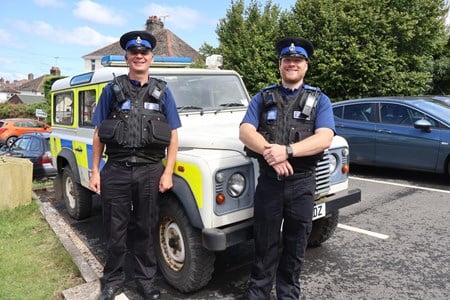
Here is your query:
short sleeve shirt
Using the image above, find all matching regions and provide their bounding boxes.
[92,77,182,130]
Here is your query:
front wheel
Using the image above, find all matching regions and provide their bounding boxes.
[62,166,92,220]
[308,211,339,247]
[155,194,215,293]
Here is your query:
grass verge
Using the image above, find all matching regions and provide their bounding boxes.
[0,196,84,299]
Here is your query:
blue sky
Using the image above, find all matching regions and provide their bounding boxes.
[0,0,296,82]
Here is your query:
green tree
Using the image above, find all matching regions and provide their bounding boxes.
[216,0,449,100]
[216,0,283,95]
[284,0,448,100]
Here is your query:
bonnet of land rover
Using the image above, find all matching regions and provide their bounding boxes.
[50,55,360,293]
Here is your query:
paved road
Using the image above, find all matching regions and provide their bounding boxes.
[41,166,450,299]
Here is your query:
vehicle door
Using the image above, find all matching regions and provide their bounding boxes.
[375,103,440,171]
[334,102,376,165]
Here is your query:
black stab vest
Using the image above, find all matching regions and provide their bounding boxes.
[248,85,324,173]
[104,75,169,163]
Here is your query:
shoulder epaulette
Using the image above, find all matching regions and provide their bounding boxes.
[262,84,278,92]
[303,84,321,92]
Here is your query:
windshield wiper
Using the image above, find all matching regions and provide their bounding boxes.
[177,105,204,115]
[214,102,245,114]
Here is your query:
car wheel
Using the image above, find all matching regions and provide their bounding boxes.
[6,136,17,147]
[155,193,215,293]
[62,166,92,220]
[308,211,339,248]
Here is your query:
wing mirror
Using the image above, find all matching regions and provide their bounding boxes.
[414,119,432,133]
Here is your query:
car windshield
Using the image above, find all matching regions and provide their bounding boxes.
[414,99,450,123]
[157,74,248,110]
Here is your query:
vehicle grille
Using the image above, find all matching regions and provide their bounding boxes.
[315,150,331,198]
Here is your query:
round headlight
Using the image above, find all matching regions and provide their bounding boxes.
[227,173,245,197]
[329,154,338,174]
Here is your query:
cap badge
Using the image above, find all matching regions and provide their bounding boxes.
[289,43,295,52]
[136,36,142,44]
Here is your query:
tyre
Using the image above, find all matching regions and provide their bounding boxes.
[62,166,92,220]
[308,211,339,248]
[156,194,215,293]
[6,136,17,147]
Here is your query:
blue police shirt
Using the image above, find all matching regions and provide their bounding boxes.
[241,85,335,132]
[92,78,182,130]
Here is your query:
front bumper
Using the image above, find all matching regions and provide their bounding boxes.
[202,188,361,251]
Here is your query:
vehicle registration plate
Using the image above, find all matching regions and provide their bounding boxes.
[312,202,326,220]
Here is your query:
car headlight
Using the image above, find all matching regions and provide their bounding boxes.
[329,153,338,174]
[227,172,245,197]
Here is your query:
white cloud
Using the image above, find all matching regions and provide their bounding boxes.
[33,0,65,7]
[73,0,126,26]
[11,20,117,47]
[142,4,215,31]
[0,29,14,45]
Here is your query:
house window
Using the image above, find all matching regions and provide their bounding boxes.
[91,59,96,71]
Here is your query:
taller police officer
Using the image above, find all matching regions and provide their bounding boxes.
[89,31,181,300]
[240,37,335,299]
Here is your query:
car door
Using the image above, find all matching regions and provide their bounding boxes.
[334,102,377,165]
[375,103,440,171]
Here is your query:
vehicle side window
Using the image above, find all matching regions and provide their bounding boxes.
[333,106,343,119]
[54,92,74,125]
[29,138,40,151]
[343,103,372,122]
[380,104,417,125]
[79,89,96,127]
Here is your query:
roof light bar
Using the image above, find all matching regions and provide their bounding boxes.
[101,55,192,68]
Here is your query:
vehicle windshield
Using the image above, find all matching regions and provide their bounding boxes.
[157,74,249,110]
[415,99,450,124]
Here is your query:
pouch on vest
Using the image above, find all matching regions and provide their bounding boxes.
[98,118,125,145]
[143,119,171,146]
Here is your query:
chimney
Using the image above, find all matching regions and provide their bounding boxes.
[28,73,34,80]
[50,66,61,76]
[145,16,164,32]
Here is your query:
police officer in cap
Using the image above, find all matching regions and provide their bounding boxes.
[240,36,335,299]
[89,30,181,300]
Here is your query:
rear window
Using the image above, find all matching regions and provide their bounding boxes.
[0,121,5,127]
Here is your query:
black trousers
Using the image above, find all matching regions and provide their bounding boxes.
[247,173,315,300]
[100,160,163,288]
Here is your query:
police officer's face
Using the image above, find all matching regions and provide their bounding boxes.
[279,57,308,85]
[126,49,154,73]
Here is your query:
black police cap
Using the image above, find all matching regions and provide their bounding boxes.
[275,36,314,59]
[119,30,157,51]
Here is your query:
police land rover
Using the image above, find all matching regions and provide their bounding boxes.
[49,55,361,293]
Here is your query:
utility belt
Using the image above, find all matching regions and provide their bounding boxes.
[263,169,314,181]
[109,159,151,168]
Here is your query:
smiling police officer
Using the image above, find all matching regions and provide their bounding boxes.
[239,36,335,299]
[89,30,181,300]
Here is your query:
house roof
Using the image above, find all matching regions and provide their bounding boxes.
[7,94,47,105]
[16,75,48,93]
[83,24,201,62]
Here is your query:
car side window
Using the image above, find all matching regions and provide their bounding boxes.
[343,103,372,122]
[29,138,40,151]
[380,104,416,125]
[333,106,343,119]
[11,137,30,151]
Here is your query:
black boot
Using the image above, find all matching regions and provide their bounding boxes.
[98,285,123,300]
[135,279,161,300]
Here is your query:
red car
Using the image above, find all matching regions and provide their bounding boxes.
[0,118,52,147]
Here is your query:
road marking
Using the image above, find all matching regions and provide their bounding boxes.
[350,176,450,194]
[337,223,390,239]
